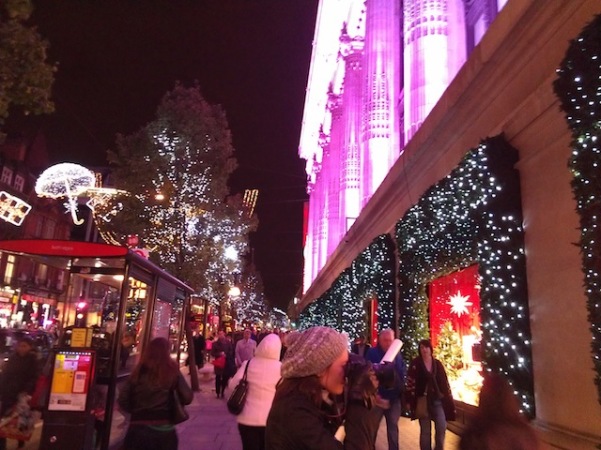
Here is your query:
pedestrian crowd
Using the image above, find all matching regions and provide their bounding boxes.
[166,326,539,450]
[0,325,539,450]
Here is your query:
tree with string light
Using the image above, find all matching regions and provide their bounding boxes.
[0,0,55,141]
[99,83,257,298]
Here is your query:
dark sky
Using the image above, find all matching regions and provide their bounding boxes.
[15,0,318,309]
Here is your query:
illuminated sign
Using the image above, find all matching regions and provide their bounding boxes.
[48,350,95,411]
[0,191,32,226]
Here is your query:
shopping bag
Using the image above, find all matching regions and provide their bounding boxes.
[0,394,36,441]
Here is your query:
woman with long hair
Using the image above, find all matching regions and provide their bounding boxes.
[406,339,456,450]
[118,337,193,450]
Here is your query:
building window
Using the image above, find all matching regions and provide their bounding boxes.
[34,217,43,238]
[4,255,15,284]
[42,219,56,239]
[35,264,48,286]
[1,167,12,185]
[13,175,24,192]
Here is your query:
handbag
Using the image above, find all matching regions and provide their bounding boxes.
[213,355,226,370]
[414,395,429,419]
[227,360,250,415]
[171,386,189,425]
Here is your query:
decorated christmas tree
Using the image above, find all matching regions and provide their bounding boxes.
[435,321,463,381]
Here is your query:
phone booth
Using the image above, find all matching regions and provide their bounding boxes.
[0,240,193,450]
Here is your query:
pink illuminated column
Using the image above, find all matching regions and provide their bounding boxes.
[403,0,466,142]
[340,31,364,235]
[361,0,401,207]
[326,91,343,256]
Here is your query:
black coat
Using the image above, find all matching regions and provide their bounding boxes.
[0,351,39,415]
[266,390,343,450]
[118,369,193,423]
[406,357,456,421]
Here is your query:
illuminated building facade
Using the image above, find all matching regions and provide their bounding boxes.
[298,0,601,446]
[301,0,505,289]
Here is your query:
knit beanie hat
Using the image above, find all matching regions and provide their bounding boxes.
[281,326,348,378]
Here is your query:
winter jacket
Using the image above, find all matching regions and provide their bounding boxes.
[118,369,193,424]
[406,356,456,421]
[226,333,281,426]
[365,345,406,401]
[0,351,39,414]
[265,389,344,450]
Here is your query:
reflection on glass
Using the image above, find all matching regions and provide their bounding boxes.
[120,278,150,372]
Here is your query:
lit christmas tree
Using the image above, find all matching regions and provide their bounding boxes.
[435,321,464,381]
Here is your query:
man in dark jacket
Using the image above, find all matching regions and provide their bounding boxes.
[366,329,406,450]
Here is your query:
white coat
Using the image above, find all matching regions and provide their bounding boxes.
[226,333,282,426]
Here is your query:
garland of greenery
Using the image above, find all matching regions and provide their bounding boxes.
[298,235,396,339]
[395,135,534,415]
[553,14,601,404]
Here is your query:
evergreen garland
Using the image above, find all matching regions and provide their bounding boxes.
[553,14,601,404]
[395,136,534,415]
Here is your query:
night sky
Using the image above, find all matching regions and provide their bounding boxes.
[11,0,319,309]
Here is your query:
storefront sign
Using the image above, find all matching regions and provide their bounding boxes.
[71,328,92,348]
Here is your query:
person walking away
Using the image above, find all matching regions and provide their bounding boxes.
[235,329,257,368]
[406,339,456,450]
[366,329,407,450]
[459,373,539,450]
[211,330,234,398]
[226,333,282,450]
[117,337,193,450]
[0,336,39,450]
[193,332,206,369]
[265,326,348,450]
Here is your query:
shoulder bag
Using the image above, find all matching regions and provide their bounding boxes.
[227,360,250,415]
[171,381,190,424]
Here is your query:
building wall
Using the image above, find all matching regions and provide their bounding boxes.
[300,0,601,444]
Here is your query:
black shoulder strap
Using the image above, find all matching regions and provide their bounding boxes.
[242,359,251,381]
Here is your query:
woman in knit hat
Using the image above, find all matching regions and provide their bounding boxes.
[265,326,349,450]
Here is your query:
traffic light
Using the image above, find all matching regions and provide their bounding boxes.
[75,300,88,327]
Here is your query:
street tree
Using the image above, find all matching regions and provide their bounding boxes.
[100,83,257,298]
[0,0,55,140]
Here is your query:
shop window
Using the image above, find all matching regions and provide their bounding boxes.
[428,264,483,406]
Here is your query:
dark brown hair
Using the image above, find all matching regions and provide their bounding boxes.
[131,337,179,389]
[274,376,323,407]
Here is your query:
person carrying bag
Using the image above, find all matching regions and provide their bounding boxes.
[227,334,281,450]
[118,338,193,450]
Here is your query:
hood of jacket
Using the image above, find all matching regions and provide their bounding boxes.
[255,333,281,360]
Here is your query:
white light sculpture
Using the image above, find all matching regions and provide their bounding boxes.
[0,191,32,226]
[35,163,96,225]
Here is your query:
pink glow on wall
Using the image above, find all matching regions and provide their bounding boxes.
[300,0,501,292]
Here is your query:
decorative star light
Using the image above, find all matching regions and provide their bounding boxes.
[447,291,473,317]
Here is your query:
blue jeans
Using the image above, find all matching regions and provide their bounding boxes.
[383,398,401,450]
[418,399,446,450]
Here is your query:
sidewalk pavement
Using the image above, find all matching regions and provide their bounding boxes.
[177,365,460,450]
[14,365,460,450]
